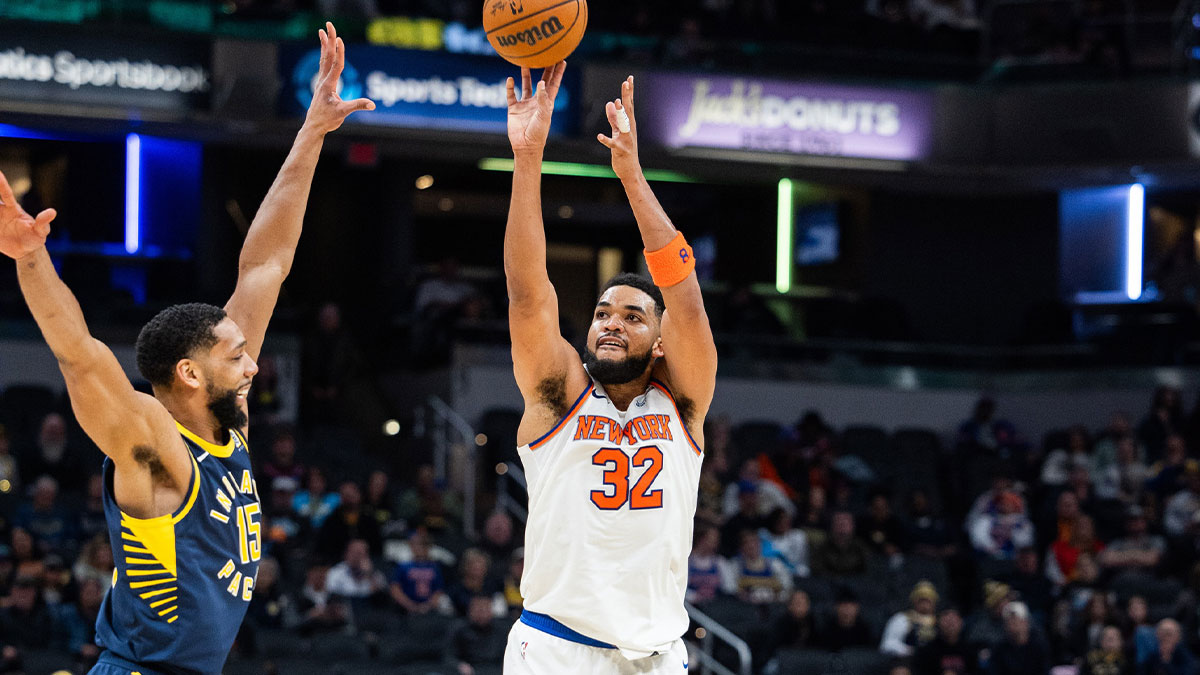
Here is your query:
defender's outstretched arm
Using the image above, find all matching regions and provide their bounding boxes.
[225,22,375,361]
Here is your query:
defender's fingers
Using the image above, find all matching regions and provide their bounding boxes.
[506,77,517,106]
[0,171,15,206]
[597,133,615,149]
[34,208,56,234]
[521,68,533,100]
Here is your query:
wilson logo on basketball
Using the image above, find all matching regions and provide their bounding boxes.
[495,16,563,48]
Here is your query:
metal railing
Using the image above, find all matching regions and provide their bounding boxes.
[686,602,753,675]
[496,461,528,524]
[413,395,477,539]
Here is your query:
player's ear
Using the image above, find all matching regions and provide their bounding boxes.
[652,336,664,359]
[175,358,204,391]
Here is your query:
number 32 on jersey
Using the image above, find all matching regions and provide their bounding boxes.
[590,446,664,510]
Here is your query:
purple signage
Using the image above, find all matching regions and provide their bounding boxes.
[637,73,934,161]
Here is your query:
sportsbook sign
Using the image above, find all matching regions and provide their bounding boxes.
[0,28,210,111]
[637,73,934,162]
[279,45,575,135]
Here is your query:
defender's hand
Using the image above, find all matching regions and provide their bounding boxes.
[506,62,567,159]
[0,170,55,261]
[597,76,641,181]
[304,22,376,134]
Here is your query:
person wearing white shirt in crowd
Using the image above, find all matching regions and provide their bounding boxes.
[880,581,940,657]
[759,507,811,578]
[326,538,388,600]
[969,491,1036,561]
[722,458,795,519]
[1093,434,1149,503]
[1164,467,1200,537]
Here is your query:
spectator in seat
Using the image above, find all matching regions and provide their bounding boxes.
[294,466,339,530]
[317,481,381,561]
[989,601,1051,675]
[445,594,507,675]
[861,488,908,560]
[481,511,518,564]
[1139,618,1196,675]
[721,479,765,556]
[298,564,348,636]
[390,529,446,615]
[914,607,980,675]
[398,464,462,534]
[880,580,940,657]
[326,538,388,607]
[1163,466,1200,537]
[1041,425,1094,487]
[969,490,1035,561]
[1099,507,1164,573]
[18,413,89,495]
[907,488,957,559]
[722,529,791,605]
[1069,593,1115,663]
[957,397,1022,457]
[1095,435,1150,505]
[760,507,810,577]
[446,548,504,618]
[261,429,304,484]
[687,524,726,605]
[722,457,795,521]
[8,527,43,581]
[772,589,817,650]
[51,576,103,670]
[1048,515,1105,587]
[1119,596,1157,666]
[800,485,832,538]
[1005,547,1053,621]
[0,576,53,650]
[1137,387,1184,464]
[77,474,107,542]
[239,557,290,657]
[968,475,1027,533]
[72,534,113,592]
[364,469,403,537]
[965,581,1014,650]
[1145,436,1196,500]
[1041,491,1081,551]
[812,510,872,577]
[301,301,360,425]
[15,475,79,557]
[822,588,875,652]
[1082,625,1131,675]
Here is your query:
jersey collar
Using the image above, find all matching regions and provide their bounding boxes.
[175,421,236,458]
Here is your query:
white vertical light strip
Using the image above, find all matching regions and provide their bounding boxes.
[776,178,794,294]
[125,133,141,254]
[1126,183,1145,301]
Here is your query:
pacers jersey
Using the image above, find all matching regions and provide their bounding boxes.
[518,376,703,659]
[95,422,261,675]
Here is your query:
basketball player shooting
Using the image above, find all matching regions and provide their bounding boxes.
[502,63,717,674]
[0,23,371,675]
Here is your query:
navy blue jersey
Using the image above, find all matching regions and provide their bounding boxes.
[95,423,260,675]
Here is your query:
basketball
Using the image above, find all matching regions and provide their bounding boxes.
[483,0,588,69]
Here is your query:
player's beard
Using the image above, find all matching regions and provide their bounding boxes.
[583,345,655,386]
[207,382,248,432]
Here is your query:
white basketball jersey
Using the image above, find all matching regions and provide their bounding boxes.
[517,376,703,660]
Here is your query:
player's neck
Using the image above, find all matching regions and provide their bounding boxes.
[600,376,652,413]
[155,390,226,445]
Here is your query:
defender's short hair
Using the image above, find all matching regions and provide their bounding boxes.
[135,303,227,387]
[599,273,665,318]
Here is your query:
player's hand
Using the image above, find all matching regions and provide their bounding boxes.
[0,170,55,261]
[597,76,641,181]
[304,22,376,135]
[506,62,567,159]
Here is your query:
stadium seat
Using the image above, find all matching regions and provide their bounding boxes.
[731,420,787,463]
[841,426,890,475]
[0,383,57,438]
[777,648,839,674]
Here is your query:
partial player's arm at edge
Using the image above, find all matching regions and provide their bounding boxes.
[16,248,190,482]
[225,22,374,364]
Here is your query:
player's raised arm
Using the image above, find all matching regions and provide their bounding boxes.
[224,22,374,361]
[1,173,189,507]
[598,76,718,430]
[503,63,587,422]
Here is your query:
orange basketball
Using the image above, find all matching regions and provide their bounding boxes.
[483,0,588,69]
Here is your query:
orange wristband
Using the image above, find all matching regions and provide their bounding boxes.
[644,232,695,288]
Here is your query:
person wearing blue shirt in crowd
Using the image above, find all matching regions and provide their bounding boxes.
[390,528,445,614]
[15,476,78,557]
[1139,619,1197,675]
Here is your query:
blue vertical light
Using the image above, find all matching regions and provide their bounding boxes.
[1126,183,1144,301]
[125,133,141,254]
